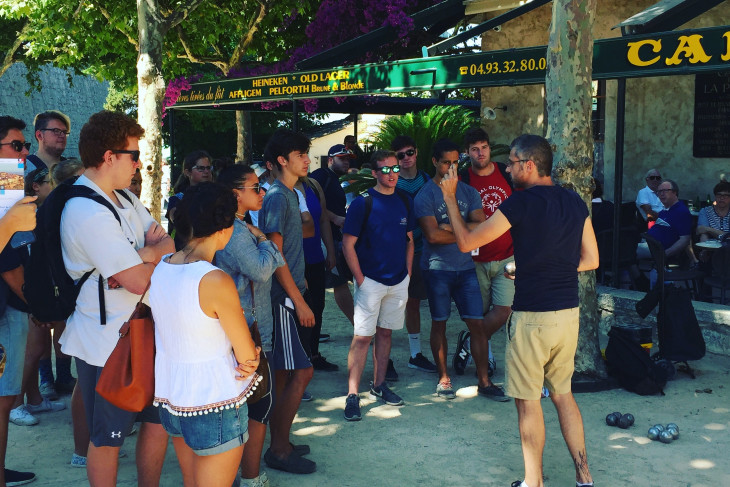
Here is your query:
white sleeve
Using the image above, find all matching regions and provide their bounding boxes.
[294,188,309,213]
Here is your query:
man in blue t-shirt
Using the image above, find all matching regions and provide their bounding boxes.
[648,179,692,256]
[341,150,415,421]
[415,139,509,401]
[439,134,598,487]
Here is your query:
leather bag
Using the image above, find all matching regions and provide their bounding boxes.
[247,282,269,405]
[96,291,155,412]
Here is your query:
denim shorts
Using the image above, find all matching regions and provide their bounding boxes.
[159,403,249,456]
[0,307,27,396]
[423,268,483,322]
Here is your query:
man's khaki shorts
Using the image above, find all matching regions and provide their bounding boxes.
[474,257,515,314]
[505,308,579,400]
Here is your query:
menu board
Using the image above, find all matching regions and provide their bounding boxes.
[693,71,730,158]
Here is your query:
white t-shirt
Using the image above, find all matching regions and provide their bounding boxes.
[59,174,155,367]
[636,186,664,220]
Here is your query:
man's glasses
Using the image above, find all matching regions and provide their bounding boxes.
[40,128,70,137]
[111,150,140,162]
[192,165,213,172]
[508,158,529,166]
[656,188,673,194]
[0,140,31,152]
[646,175,662,181]
[396,149,416,160]
[375,165,401,174]
[235,183,262,193]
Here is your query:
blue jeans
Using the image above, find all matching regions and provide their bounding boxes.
[0,307,27,396]
[423,269,483,322]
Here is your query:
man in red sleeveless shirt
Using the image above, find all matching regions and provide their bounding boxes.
[452,127,513,401]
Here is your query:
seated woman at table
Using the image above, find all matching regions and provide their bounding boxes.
[696,180,730,242]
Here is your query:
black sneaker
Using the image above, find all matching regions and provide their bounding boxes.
[318,333,331,343]
[344,394,361,421]
[263,448,316,474]
[408,353,437,372]
[510,481,524,487]
[453,330,471,375]
[369,381,404,406]
[4,468,36,486]
[477,384,510,402]
[385,359,399,382]
[311,354,339,371]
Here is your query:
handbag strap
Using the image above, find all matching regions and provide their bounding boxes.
[118,282,151,338]
[248,281,262,347]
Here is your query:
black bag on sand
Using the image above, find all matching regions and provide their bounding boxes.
[657,285,706,362]
[605,327,667,396]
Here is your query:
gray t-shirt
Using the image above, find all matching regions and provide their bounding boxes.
[259,179,306,304]
[414,180,481,272]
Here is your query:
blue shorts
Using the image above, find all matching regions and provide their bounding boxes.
[0,307,27,397]
[271,298,312,371]
[159,403,249,456]
[423,268,484,322]
[247,350,274,425]
[76,357,161,448]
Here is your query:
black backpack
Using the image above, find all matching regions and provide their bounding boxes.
[605,327,668,395]
[23,179,132,324]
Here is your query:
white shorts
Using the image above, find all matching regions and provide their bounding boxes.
[353,275,409,337]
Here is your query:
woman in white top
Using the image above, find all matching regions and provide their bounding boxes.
[150,182,260,487]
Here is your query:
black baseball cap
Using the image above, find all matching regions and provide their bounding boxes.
[328,144,356,158]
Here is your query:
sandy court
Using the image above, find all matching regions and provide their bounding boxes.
[6,289,730,486]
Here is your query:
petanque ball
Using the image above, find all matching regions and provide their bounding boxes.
[623,413,635,426]
[606,413,619,426]
[618,415,631,429]
[612,411,622,418]
[666,423,679,432]
[659,430,674,443]
[653,424,665,432]
[647,427,660,440]
[667,426,679,439]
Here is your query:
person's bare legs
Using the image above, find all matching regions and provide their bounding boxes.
[483,304,511,340]
[269,368,312,459]
[550,392,593,485]
[171,436,195,487]
[194,445,244,487]
[240,419,266,480]
[405,298,421,334]
[71,382,90,456]
[87,444,121,487]
[333,284,354,326]
[372,327,392,387]
[136,421,169,487]
[347,335,372,395]
[429,321,448,383]
[465,318,491,388]
[515,398,545,487]
[13,322,47,409]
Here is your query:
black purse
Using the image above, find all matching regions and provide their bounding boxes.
[246,281,270,404]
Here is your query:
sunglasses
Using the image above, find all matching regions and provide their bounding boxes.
[235,183,262,193]
[647,175,661,181]
[192,165,213,172]
[396,149,416,160]
[375,165,401,174]
[0,140,31,152]
[111,150,140,162]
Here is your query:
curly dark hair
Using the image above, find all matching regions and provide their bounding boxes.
[78,111,144,168]
[174,182,237,245]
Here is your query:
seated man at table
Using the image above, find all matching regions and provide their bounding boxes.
[637,179,692,261]
[636,168,664,223]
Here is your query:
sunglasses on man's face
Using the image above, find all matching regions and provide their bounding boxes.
[235,183,262,193]
[647,175,661,181]
[375,165,401,174]
[0,140,31,152]
[111,150,140,162]
[396,149,416,160]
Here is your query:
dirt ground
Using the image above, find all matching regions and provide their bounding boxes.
[7,290,730,486]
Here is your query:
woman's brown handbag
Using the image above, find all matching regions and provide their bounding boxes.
[96,291,154,412]
[247,282,270,405]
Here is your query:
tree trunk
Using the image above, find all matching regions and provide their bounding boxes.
[235,110,251,164]
[545,0,604,379]
[136,0,165,221]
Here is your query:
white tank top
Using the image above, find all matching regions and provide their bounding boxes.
[150,255,260,416]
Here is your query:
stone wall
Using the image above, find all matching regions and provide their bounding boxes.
[0,63,109,158]
[597,285,730,357]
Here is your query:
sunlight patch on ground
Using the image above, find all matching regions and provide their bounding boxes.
[469,412,497,422]
[701,435,712,442]
[367,405,403,419]
[703,423,726,431]
[608,432,632,440]
[633,436,652,445]
[293,424,340,437]
[712,407,729,414]
[315,396,352,412]
[609,444,627,449]
[309,417,330,424]
[457,386,479,398]
[689,459,716,470]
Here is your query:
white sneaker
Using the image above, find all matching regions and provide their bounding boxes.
[241,472,271,487]
[26,398,66,414]
[9,405,39,426]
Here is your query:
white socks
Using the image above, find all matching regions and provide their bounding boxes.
[408,333,421,358]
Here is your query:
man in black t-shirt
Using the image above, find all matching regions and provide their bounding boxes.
[439,134,598,487]
[310,144,356,326]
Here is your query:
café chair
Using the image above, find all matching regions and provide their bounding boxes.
[703,244,730,304]
[644,234,704,299]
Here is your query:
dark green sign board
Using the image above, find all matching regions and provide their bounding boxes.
[172,25,730,108]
